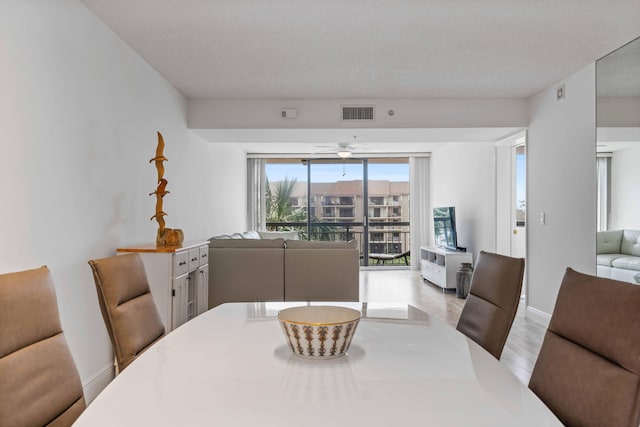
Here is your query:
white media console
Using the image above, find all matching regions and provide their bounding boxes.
[420,246,473,289]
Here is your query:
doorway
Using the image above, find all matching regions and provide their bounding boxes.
[496,133,527,298]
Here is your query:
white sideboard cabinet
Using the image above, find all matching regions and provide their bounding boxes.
[117,241,209,332]
[420,246,473,290]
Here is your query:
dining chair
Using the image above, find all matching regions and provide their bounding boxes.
[88,253,165,373]
[455,250,525,359]
[0,266,85,427]
[529,268,640,427]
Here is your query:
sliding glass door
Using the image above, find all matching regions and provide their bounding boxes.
[309,159,365,245]
[264,159,308,237]
[367,159,410,264]
[264,157,410,267]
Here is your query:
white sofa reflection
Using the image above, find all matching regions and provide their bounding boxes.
[596,229,640,284]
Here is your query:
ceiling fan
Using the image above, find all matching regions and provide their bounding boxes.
[314,137,379,158]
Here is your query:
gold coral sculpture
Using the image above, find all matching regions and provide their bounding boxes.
[150,132,184,246]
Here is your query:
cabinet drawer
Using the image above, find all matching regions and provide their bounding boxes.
[174,251,189,277]
[199,245,208,266]
[188,249,200,271]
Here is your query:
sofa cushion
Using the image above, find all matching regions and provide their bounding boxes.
[284,239,358,249]
[284,239,359,302]
[597,254,627,267]
[241,231,261,239]
[209,244,285,307]
[258,230,299,240]
[210,238,285,249]
[210,231,261,240]
[621,230,640,257]
[210,234,231,240]
[611,257,640,272]
[596,230,623,255]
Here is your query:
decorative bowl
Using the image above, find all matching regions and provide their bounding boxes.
[277,306,362,359]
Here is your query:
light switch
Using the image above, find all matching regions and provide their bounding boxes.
[539,212,546,225]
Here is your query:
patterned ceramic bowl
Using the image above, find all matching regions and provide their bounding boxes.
[278,306,362,359]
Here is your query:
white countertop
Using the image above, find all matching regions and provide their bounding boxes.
[74,302,560,426]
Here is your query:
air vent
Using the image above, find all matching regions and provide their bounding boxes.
[341,105,375,121]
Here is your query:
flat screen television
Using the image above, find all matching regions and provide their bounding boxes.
[433,207,458,250]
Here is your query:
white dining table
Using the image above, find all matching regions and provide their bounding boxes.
[74,302,561,426]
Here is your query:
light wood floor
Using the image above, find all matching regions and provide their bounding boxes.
[359,268,547,385]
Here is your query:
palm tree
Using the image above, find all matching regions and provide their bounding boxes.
[265,176,308,238]
[266,177,300,221]
[266,176,342,241]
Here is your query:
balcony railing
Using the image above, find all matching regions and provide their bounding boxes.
[266,221,410,266]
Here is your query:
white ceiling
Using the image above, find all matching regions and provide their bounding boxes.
[597,36,640,97]
[79,1,640,153]
[80,0,640,100]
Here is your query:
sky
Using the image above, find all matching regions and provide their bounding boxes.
[266,162,409,183]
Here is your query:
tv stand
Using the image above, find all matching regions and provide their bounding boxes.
[420,246,473,290]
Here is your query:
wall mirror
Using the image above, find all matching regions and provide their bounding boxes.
[595,36,640,284]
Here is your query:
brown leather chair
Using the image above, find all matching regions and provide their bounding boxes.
[88,253,165,373]
[0,266,85,427]
[455,250,525,359]
[529,268,640,427]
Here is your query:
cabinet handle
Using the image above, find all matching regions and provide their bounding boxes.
[179,261,187,266]
[191,257,198,262]
[202,254,207,258]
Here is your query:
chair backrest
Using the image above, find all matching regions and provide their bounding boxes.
[0,266,85,427]
[529,268,640,427]
[455,250,525,359]
[88,253,165,372]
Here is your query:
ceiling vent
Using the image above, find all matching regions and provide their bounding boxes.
[341,105,375,121]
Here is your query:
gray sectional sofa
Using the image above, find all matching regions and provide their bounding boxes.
[208,231,360,307]
[596,229,640,284]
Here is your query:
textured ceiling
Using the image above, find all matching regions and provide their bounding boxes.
[80,0,640,100]
[597,36,640,97]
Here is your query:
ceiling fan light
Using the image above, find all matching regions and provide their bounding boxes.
[337,149,352,158]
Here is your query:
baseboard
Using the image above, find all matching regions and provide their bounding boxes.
[82,363,114,404]
[525,305,551,327]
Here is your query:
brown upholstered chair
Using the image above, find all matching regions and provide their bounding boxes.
[455,250,525,359]
[529,268,640,427]
[0,266,85,427]
[88,253,165,373]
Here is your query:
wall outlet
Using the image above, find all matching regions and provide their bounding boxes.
[539,212,546,225]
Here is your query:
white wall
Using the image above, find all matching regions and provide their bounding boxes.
[610,145,640,229]
[430,142,496,262]
[526,64,596,319]
[0,0,245,400]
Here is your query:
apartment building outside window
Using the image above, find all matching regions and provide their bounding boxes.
[339,208,354,218]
